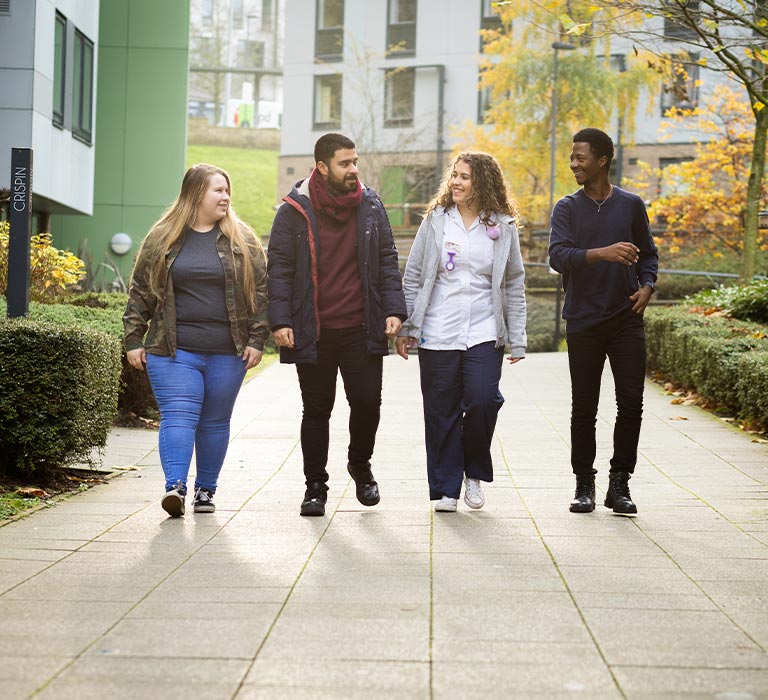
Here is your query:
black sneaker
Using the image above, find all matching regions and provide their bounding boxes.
[347,462,380,506]
[161,480,186,518]
[193,487,215,513]
[300,481,328,517]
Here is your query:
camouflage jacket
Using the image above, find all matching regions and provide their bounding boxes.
[123,227,269,356]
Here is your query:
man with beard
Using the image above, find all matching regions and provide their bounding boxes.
[267,133,407,516]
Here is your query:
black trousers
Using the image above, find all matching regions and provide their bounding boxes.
[296,327,383,485]
[418,342,505,500]
[567,308,646,476]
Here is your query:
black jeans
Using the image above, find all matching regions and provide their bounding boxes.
[296,327,383,485]
[567,309,646,476]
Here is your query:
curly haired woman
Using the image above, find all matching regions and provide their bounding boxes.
[123,164,268,517]
[396,152,527,512]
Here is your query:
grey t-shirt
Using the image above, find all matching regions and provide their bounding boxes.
[172,226,236,354]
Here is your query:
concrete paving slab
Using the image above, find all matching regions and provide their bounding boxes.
[0,352,766,699]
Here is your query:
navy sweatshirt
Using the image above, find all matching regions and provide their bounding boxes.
[548,187,659,333]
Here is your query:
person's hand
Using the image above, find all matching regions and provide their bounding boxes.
[126,348,146,371]
[273,327,294,349]
[630,285,654,314]
[507,356,524,365]
[243,347,263,370]
[598,242,639,265]
[385,316,402,338]
[395,336,415,359]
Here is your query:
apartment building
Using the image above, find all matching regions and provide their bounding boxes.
[188,0,285,129]
[278,0,728,220]
[0,1,190,285]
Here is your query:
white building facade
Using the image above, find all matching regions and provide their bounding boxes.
[278,0,732,213]
[0,0,98,225]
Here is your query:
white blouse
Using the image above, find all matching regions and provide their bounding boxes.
[419,207,497,350]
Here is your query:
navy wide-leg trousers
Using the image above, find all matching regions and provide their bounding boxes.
[418,341,505,500]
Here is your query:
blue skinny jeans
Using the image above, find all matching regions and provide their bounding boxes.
[146,349,246,493]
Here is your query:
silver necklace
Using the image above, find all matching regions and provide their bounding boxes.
[585,185,614,213]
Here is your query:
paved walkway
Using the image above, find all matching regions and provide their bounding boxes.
[1,352,768,699]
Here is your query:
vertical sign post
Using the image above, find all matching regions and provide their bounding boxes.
[7,148,33,318]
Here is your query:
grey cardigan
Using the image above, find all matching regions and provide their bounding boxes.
[400,207,527,357]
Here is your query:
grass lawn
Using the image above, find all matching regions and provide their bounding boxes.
[187,145,279,239]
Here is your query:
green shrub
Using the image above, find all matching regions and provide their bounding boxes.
[689,279,768,324]
[645,305,768,429]
[654,273,727,301]
[0,319,121,478]
[0,294,157,419]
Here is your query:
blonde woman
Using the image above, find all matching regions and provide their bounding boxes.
[396,152,526,512]
[123,164,268,517]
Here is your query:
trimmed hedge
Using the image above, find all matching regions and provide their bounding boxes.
[0,319,121,477]
[645,305,768,429]
[0,294,157,419]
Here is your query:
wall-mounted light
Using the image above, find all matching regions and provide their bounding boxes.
[110,232,132,255]
[758,210,768,229]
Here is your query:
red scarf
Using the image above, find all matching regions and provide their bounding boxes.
[307,168,363,223]
[306,169,365,329]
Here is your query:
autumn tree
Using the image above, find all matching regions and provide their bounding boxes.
[455,1,661,225]
[630,82,768,263]
[590,0,768,280]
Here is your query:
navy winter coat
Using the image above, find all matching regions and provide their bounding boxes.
[267,179,407,364]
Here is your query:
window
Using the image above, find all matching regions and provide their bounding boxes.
[384,68,415,127]
[480,0,502,47]
[238,39,264,67]
[53,12,66,127]
[72,30,94,144]
[313,74,342,129]
[261,0,273,31]
[661,56,699,115]
[0,0,10,14]
[386,0,416,57]
[315,0,344,61]
[232,0,243,26]
[659,156,694,197]
[663,0,699,39]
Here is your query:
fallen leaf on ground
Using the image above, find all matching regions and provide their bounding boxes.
[671,398,684,405]
[16,487,50,499]
[669,416,689,421]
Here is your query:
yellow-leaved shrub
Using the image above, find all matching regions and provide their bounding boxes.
[0,221,86,303]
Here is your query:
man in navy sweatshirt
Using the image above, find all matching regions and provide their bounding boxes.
[548,128,658,515]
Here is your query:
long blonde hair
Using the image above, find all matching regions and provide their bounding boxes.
[426,152,518,225]
[134,163,259,312]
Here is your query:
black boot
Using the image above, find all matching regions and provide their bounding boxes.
[300,481,328,517]
[569,472,596,513]
[605,471,637,514]
[347,462,380,506]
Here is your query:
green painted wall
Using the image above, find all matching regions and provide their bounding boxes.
[51,0,190,285]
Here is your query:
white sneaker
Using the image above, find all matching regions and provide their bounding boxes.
[463,478,485,510]
[434,496,457,512]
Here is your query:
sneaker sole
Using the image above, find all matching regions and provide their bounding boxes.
[569,502,595,513]
[300,503,325,517]
[464,496,485,510]
[193,504,216,513]
[604,499,638,515]
[161,493,184,518]
[434,504,457,513]
[356,490,380,507]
